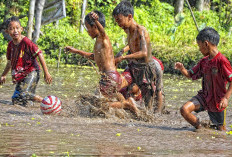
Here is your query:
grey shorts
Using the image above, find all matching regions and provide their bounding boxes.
[190,96,224,126]
[12,70,40,105]
[150,59,163,92]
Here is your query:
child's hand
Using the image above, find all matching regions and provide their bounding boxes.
[175,62,184,70]
[44,72,52,84]
[64,46,74,54]
[115,49,123,58]
[90,12,99,21]
[219,97,228,109]
[115,56,124,64]
[0,76,6,85]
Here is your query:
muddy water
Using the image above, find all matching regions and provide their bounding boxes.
[0,63,232,156]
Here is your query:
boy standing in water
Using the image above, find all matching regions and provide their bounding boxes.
[65,11,139,115]
[113,1,164,113]
[175,27,232,131]
[0,16,52,106]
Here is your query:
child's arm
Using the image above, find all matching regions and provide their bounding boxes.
[174,62,191,78]
[38,53,52,84]
[90,12,106,37]
[0,60,11,85]
[115,45,130,65]
[219,82,232,109]
[116,29,148,63]
[115,45,130,58]
[65,46,94,60]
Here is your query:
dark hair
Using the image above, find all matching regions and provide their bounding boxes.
[196,27,220,46]
[113,0,134,17]
[5,16,21,29]
[85,10,105,28]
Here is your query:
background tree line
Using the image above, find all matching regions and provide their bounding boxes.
[0,0,232,73]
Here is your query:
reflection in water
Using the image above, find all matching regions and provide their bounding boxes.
[0,131,26,155]
[0,64,232,156]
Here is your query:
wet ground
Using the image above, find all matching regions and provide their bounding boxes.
[1,63,232,156]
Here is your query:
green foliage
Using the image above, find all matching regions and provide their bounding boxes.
[0,33,7,57]
[65,0,82,25]
[37,17,94,64]
[213,0,232,29]
[0,0,232,73]
[0,0,29,56]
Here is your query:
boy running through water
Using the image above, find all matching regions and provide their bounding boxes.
[0,16,52,106]
[113,1,164,113]
[65,11,139,115]
[175,27,232,131]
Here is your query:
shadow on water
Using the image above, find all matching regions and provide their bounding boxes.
[0,99,12,105]
[6,110,33,116]
[113,122,195,132]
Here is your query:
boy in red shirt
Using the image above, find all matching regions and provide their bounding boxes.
[175,27,232,131]
[0,16,52,106]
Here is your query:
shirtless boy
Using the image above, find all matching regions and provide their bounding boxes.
[113,1,164,112]
[65,11,139,114]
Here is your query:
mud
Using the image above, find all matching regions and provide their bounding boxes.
[1,64,232,156]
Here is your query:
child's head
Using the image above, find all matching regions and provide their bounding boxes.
[196,27,220,46]
[5,16,22,28]
[113,0,134,17]
[5,16,23,41]
[196,27,220,56]
[84,10,105,38]
[113,1,134,30]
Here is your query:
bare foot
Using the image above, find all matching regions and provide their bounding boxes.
[128,97,140,116]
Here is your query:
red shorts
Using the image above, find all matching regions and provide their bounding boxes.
[120,68,142,101]
[99,71,122,97]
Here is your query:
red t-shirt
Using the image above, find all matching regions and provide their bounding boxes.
[7,37,41,82]
[189,52,232,112]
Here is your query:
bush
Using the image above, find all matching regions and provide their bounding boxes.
[0,1,232,73]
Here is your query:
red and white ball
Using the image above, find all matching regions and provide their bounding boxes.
[40,96,62,114]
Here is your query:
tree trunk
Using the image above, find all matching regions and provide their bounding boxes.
[196,0,210,11]
[27,0,36,40]
[174,0,184,16]
[79,0,87,33]
[33,0,46,43]
[204,0,210,11]
[196,0,204,11]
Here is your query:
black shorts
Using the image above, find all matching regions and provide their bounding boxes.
[208,111,225,126]
[12,70,40,105]
[191,96,225,126]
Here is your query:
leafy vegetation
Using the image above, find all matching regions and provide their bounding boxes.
[0,0,232,73]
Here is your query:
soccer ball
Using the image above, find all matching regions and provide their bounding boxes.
[40,96,62,114]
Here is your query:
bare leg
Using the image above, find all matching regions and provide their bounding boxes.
[109,100,139,115]
[131,84,140,95]
[109,93,139,115]
[180,101,201,129]
[125,97,140,114]
[156,91,163,113]
[109,102,123,108]
[33,95,43,103]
